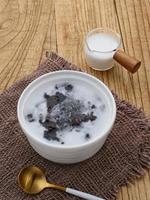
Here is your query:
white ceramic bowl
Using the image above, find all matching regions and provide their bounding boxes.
[17,70,116,164]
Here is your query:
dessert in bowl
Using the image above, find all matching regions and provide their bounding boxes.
[17,70,116,164]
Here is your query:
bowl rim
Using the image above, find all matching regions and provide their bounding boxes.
[17,70,116,149]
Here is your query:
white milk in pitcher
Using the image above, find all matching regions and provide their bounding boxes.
[84,28,121,71]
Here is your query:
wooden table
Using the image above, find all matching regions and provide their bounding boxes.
[0,0,149,199]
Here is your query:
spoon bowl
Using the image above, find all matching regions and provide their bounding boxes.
[18,166,48,194]
[18,166,65,194]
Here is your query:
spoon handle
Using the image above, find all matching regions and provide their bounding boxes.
[66,187,105,200]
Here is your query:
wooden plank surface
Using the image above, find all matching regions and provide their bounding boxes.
[0,0,149,199]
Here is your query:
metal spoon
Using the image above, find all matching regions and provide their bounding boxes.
[18,166,104,200]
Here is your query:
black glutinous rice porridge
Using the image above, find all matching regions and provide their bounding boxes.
[25,82,106,146]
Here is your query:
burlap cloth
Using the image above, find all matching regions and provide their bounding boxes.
[0,52,150,200]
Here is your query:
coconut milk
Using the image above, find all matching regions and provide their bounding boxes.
[84,28,121,71]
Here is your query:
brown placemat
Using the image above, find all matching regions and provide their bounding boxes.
[0,52,150,200]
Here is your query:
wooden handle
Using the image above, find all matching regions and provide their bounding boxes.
[113,49,141,73]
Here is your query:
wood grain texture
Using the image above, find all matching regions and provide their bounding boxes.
[0,0,149,199]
